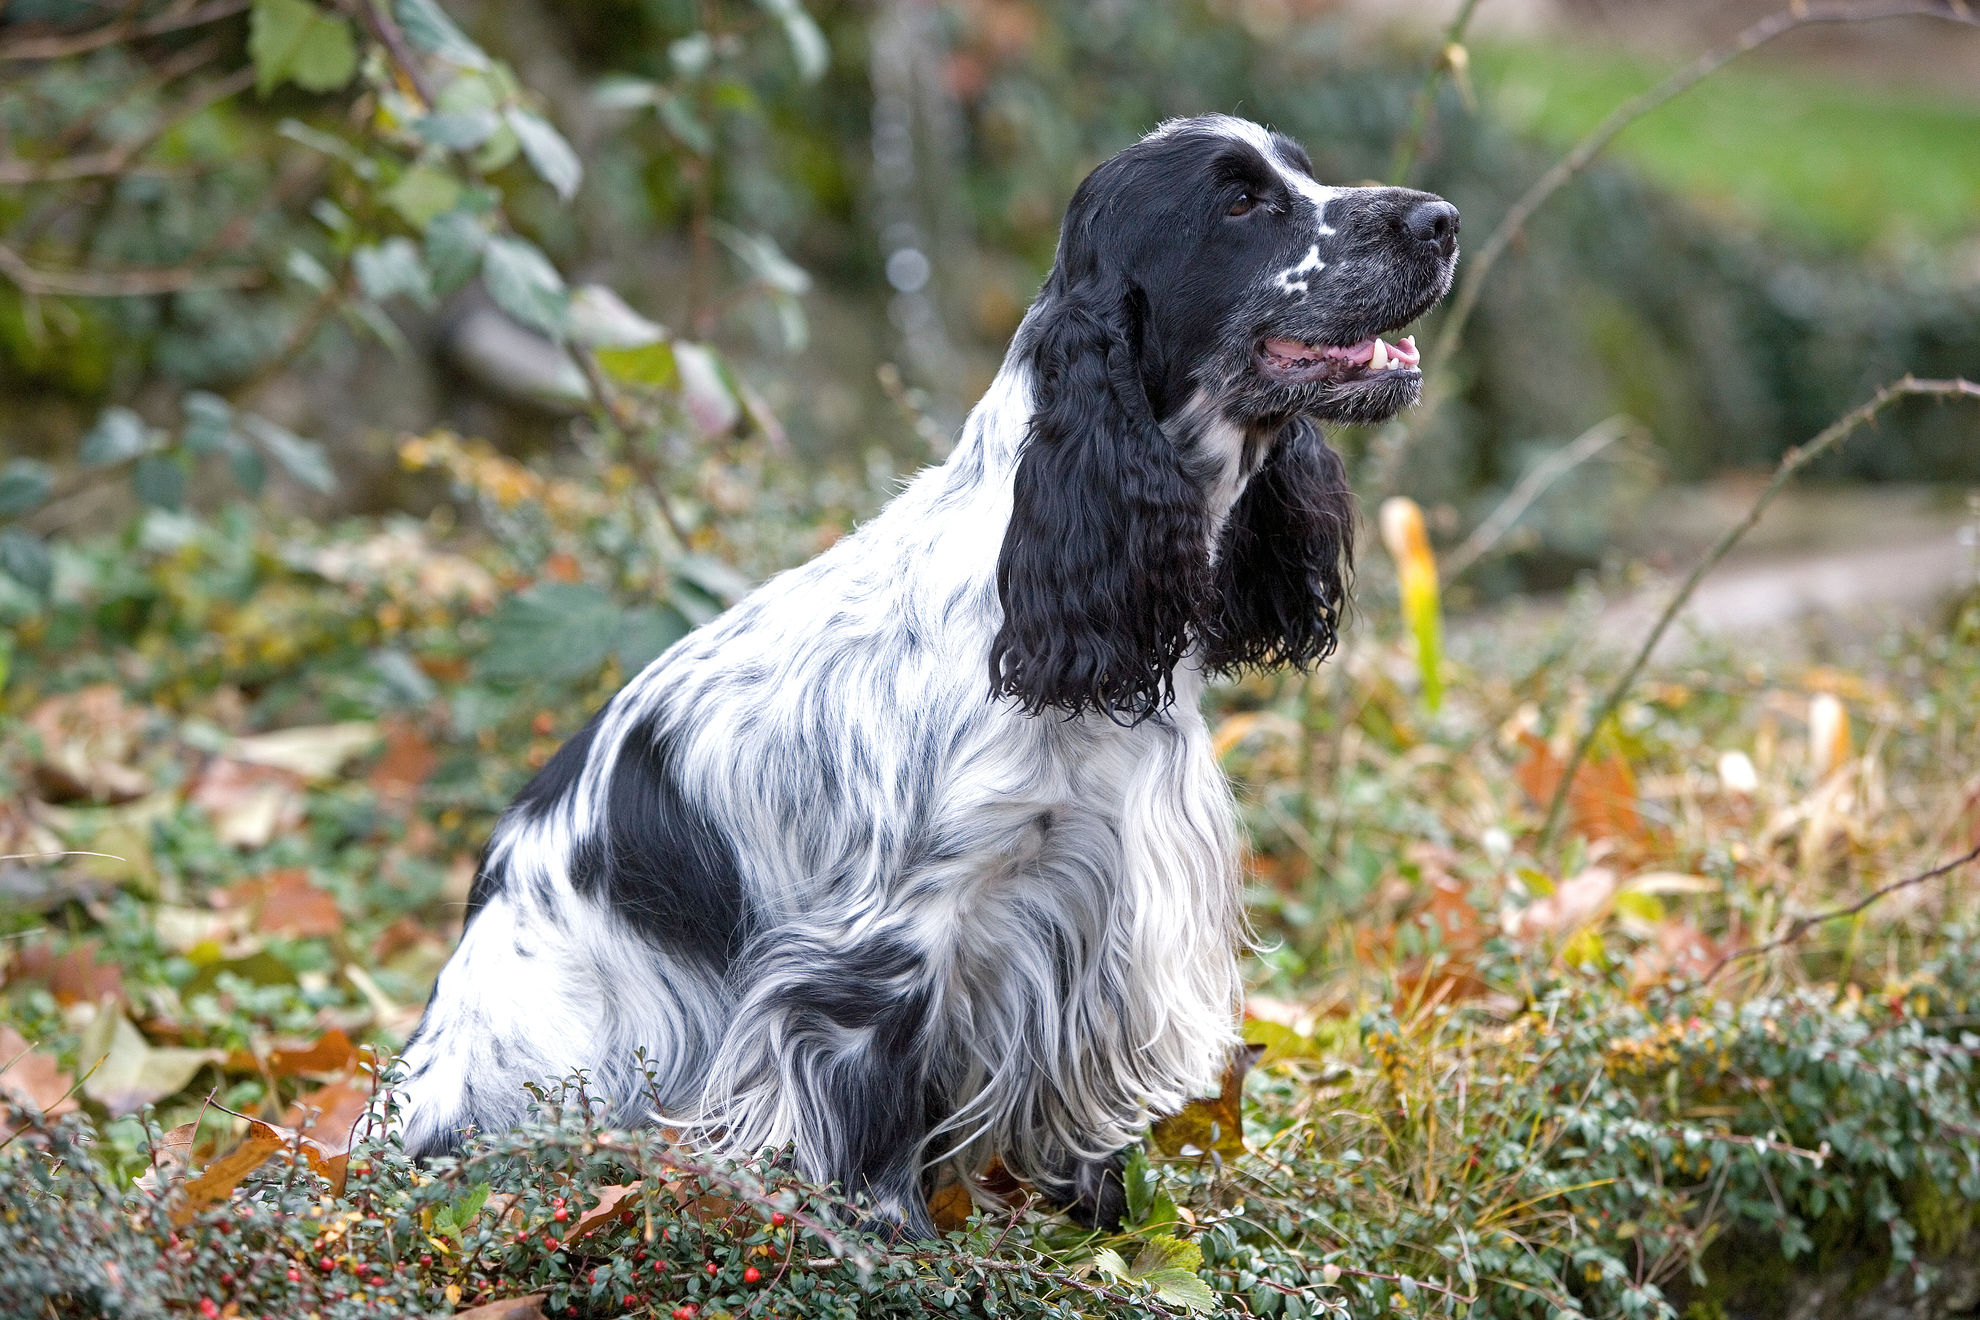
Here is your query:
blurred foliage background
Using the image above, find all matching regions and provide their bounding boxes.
[4,2,1980,1318]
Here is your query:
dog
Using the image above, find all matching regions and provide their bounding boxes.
[392,114,1458,1237]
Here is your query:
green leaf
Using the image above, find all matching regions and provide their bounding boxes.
[226,437,268,495]
[424,209,488,294]
[0,529,52,599]
[506,107,582,202]
[672,341,739,435]
[80,407,154,466]
[354,238,436,310]
[569,285,664,350]
[754,0,829,82]
[594,342,676,389]
[479,583,620,683]
[414,110,500,151]
[395,0,489,69]
[1129,1238,1215,1314]
[0,460,54,517]
[242,415,337,494]
[249,0,357,96]
[384,165,463,229]
[132,454,187,511]
[180,393,235,456]
[713,224,811,297]
[481,235,569,339]
[654,91,712,155]
[614,605,690,672]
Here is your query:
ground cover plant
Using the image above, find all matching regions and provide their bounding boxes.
[4,1,1980,1318]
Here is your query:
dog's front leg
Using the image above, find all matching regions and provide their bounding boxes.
[710,932,945,1241]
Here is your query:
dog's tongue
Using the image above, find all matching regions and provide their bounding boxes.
[1263,334,1418,370]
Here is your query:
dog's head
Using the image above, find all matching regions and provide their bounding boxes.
[990,114,1459,722]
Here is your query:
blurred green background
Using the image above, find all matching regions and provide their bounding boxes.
[3,0,1977,603]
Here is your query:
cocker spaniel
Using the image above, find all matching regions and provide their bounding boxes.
[394,114,1459,1237]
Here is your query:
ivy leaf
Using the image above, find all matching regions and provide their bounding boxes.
[80,407,154,467]
[506,108,582,202]
[241,415,337,494]
[0,529,53,599]
[754,0,829,82]
[249,0,357,96]
[614,605,690,672]
[424,209,489,294]
[354,238,436,310]
[132,454,187,511]
[479,583,620,683]
[481,235,569,339]
[384,165,463,229]
[0,460,54,517]
[180,393,235,456]
[569,285,664,350]
[395,0,488,69]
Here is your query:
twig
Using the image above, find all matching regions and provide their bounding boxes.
[1387,0,1485,185]
[0,0,249,61]
[572,345,693,547]
[1703,842,1980,984]
[1433,2,1979,370]
[1536,376,1980,850]
[0,241,261,296]
[0,65,256,184]
[353,0,438,110]
[1440,414,1635,584]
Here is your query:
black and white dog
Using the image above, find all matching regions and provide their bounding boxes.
[394,115,1458,1236]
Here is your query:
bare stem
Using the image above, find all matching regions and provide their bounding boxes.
[1387,0,1486,185]
[1535,376,1980,852]
[1703,842,1980,984]
[1441,414,1635,584]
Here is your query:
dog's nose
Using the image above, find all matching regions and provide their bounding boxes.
[1402,198,1459,257]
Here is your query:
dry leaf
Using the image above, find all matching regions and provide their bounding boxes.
[1516,731,1644,846]
[566,1182,643,1241]
[25,684,152,804]
[134,1120,200,1195]
[230,1027,358,1079]
[1150,1044,1260,1159]
[171,1116,349,1224]
[453,1298,547,1320]
[285,1077,374,1153]
[1510,866,1620,938]
[78,1008,222,1115]
[215,868,343,938]
[10,938,124,1005]
[369,720,437,804]
[226,723,380,781]
[0,1024,79,1128]
[190,758,306,849]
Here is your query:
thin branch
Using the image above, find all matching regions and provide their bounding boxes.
[1387,0,1485,185]
[0,64,256,184]
[1430,1,1980,373]
[0,241,261,296]
[1703,842,1980,984]
[1536,376,1980,851]
[1441,414,1635,584]
[0,0,249,62]
[353,0,437,110]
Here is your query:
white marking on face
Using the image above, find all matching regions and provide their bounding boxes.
[1276,244,1324,295]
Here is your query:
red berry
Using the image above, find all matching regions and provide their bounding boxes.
[744,1266,762,1284]
[770,1212,786,1227]
[652,1262,665,1274]
[419,1254,433,1266]
[624,1296,637,1308]
[199,1301,220,1319]
[590,1269,602,1284]
[705,1261,719,1276]
[287,1269,301,1284]
[635,1250,648,1262]
[220,1272,234,1286]
[621,1210,636,1226]
[370,1275,385,1287]
[552,1196,566,1208]
[554,1207,569,1221]
[318,1257,335,1272]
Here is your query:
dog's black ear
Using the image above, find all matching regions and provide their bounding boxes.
[1205,417,1354,673]
[989,280,1214,723]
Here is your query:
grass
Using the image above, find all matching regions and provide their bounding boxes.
[1470,38,1980,251]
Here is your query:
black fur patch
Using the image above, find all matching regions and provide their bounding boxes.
[565,718,752,973]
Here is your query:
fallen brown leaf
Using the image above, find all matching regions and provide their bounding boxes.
[134,1120,199,1195]
[215,868,343,939]
[285,1078,374,1155]
[0,1024,79,1129]
[369,719,437,804]
[1516,730,1645,847]
[78,1008,222,1115]
[1150,1043,1261,1160]
[10,937,123,1005]
[190,758,305,849]
[25,684,151,804]
[453,1297,546,1320]
[171,1116,349,1224]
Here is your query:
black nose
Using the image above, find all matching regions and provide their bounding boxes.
[1403,198,1459,257]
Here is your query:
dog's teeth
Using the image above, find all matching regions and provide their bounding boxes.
[1371,339,1389,371]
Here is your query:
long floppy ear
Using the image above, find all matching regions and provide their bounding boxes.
[989,282,1215,722]
[1205,418,1354,673]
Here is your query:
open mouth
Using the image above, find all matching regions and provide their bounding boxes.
[1256,333,1421,385]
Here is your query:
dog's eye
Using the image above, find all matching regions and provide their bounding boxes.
[1226,193,1255,218]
